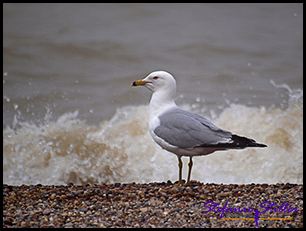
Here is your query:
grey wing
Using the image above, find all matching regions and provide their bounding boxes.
[154,108,233,149]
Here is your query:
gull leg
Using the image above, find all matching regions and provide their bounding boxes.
[185,156,193,186]
[175,156,183,186]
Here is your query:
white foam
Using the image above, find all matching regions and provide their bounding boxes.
[3,97,303,185]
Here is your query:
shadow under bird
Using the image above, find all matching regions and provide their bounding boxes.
[131,71,267,186]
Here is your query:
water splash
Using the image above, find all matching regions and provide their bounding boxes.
[3,84,303,185]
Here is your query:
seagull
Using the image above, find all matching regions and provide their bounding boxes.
[131,71,267,186]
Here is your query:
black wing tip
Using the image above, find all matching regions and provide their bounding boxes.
[253,143,267,148]
[196,135,267,149]
[232,134,267,148]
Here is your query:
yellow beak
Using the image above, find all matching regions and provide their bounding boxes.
[131,79,146,87]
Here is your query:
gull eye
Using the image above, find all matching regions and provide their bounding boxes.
[153,76,158,80]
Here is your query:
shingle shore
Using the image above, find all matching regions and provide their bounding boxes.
[3,182,303,228]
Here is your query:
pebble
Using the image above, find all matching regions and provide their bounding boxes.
[3,182,303,228]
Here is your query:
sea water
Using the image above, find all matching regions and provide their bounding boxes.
[3,4,303,185]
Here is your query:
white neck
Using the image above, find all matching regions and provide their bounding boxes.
[149,89,177,120]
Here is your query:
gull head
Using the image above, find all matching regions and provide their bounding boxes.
[131,70,176,94]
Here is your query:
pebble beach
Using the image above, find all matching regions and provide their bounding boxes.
[3,182,303,228]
